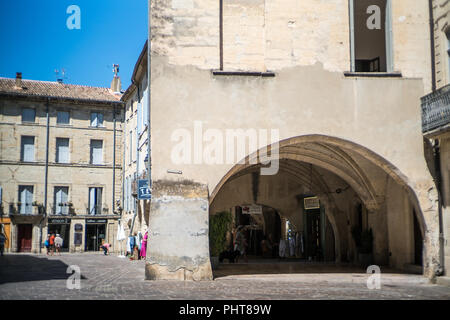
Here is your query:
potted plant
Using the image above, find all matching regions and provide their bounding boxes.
[352,226,374,267]
[209,211,232,270]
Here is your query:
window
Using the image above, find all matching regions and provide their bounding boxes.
[57,111,70,125]
[90,112,104,127]
[54,187,69,215]
[56,138,70,163]
[90,140,103,165]
[88,187,102,215]
[21,136,35,162]
[18,186,33,214]
[350,0,392,72]
[22,108,35,122]
[129,131,133,164]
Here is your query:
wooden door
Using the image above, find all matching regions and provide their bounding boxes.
[18,224,32,252]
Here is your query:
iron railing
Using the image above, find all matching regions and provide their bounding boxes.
[421,84,450,134]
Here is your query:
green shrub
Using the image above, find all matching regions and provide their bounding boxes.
[209,211,232,257]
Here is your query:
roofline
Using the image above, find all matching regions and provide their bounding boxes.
[0,91,124,106]
[121,40,147,102]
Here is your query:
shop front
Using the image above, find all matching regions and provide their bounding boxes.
[85,218,107,252]
[47,217,71,251]
[0,216,11,253]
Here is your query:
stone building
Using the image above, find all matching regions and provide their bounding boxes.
[143,0,443,280]
[421,0,450,282]
[0,73,124,253]
[120,41,151,251]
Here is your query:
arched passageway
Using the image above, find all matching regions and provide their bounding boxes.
[210,135,428,277]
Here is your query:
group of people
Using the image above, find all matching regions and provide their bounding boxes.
[126,231,148,260]
[44,233,63,256]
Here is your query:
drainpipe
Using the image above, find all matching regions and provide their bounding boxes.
[428,0,436,92]
[113,104,116,213]
[129,83,140,236]
[39,98,50,254]
[433,140,445,276]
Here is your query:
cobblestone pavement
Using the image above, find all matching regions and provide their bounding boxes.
[1,253,450,300]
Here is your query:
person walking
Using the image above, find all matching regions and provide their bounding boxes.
[44,234,50,255]
[0,232,6,256]
[54,234,63,256]
[49,233,55,256]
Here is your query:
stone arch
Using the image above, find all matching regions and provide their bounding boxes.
[210,134,435,273]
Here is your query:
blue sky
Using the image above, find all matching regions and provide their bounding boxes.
[0,0,147,90]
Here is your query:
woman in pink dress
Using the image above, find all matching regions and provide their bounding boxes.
[140,231,148,259]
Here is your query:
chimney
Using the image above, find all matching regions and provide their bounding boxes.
[15,72,22,87]
[111,64,121,93]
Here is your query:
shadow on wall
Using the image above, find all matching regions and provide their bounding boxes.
[0,255,87,285]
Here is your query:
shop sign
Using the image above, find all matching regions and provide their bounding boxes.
[241,205,262,215]
[74,223,83,232]
[48,218,70,224]
[304,197,320,210]
[86,219,107,224]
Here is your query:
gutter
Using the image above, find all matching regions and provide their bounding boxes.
[429,0,437,92]
[39,98,50,254]
[433,139,445,276]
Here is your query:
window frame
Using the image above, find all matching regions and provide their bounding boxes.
[55,137,70,164]
[349,0,394,73]
[21,108,36,123]
[90,139,104,165]
[90,112,104,128]
[20,136,35,162]
[56,110,70,125]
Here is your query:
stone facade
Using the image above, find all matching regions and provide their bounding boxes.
[145,0,441,280]
[120,41,151,248]
[0,77,124,254]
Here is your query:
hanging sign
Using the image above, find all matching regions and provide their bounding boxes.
[138,179,151,200]
[304,197,320,210]
[241,205,262,215]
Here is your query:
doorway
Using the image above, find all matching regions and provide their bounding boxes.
[85,224,106,251]
[413,210,423,266]
[305,208,322,261]
[48,224,70,251]
[17,224,32,252]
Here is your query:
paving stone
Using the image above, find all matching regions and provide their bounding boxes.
[1,253,450,300]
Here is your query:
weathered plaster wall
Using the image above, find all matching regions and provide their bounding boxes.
[145,180,212,280]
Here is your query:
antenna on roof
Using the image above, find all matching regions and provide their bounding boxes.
[54,68,67,84]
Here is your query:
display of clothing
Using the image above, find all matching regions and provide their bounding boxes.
[279,239,287,258]
[289,237,295,256]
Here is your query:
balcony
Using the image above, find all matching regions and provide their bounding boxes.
[421,84,450,135]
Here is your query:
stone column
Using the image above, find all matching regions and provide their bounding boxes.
[145,180,213,281]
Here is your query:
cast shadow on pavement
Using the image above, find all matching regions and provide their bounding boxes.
[0,255,87,285]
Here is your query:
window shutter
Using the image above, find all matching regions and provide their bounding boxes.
[56,138,69,163]
[22,136,35,162]
[91,140,103,164]
[89,188,96,214]
[91,113,98,127]
[57,111,70,124]
[98,113,104,127]
[22,108,35,122]
[143,89,148,127]
[137,103,142,134]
